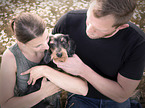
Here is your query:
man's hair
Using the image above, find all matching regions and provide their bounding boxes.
[92,0,137,27]
[11,12,46,44]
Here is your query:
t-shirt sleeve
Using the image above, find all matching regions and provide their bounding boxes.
[119,42,145,80]
[52,12,68,34]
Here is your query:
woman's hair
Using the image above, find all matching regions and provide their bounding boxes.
[92,0,137,27]
[11,12,46,44]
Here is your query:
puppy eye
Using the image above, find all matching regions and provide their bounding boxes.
[61,38,67,44]
[49,41,56,48]
[50,41,54,44]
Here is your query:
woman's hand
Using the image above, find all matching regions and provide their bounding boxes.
[21,66,47,85]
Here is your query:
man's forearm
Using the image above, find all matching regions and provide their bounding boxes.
[80,65,140,103]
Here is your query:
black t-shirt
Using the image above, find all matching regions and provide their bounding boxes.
[52,9,145,99]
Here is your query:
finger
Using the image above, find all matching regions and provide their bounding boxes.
[57,61,66,65]
[53,59,57,64]
[73,54,78,58]
[32,79,36,85]
[42,77,47,82]
[27,77,33,85]
[57,65,64,69]
[21,70,30,75]
[72,54,76,57]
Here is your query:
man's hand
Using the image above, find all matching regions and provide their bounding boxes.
[54,54,87,76]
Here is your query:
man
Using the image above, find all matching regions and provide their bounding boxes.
[52,0,145,107]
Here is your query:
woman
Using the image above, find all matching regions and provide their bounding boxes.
[0,12,88,108]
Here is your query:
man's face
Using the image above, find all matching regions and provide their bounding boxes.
[86,1,119,39]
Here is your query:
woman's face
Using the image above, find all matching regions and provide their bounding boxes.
[25,29,50,53]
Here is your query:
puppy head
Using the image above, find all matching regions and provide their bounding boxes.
[48,34,76,62]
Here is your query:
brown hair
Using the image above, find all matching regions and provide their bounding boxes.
[92,0,137,27]
[10,12,46,44]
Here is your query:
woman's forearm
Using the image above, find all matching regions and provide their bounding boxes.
[1,83,60,108]
[42,66,88,96]
[1,90,45,108]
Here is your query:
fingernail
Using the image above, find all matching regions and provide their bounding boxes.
[27,81,30,85]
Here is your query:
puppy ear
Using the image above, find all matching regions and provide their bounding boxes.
[67,39,76,57]
[63,34,69,37]
[41,50,52,64]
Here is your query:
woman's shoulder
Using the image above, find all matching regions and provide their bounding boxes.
[2,48,16,63]
[2,43,17,59]
[1,48,17,75]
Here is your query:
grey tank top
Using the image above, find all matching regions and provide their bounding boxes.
[9,43,39,96]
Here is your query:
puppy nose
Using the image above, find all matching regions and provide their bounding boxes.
[56,52,62,58]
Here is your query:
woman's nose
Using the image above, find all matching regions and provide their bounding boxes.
[43,42,49,50]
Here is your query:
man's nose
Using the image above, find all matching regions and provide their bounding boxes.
[86,23,94,34]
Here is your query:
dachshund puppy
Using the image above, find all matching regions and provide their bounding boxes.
[23,34,76,108]
[42,33,76,64]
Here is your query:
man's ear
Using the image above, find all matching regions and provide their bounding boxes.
[118,24,129,30]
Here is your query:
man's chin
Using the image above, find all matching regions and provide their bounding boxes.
[87,34,101,39]
[87,33,113,39]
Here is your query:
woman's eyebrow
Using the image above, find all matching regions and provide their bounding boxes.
[35,44,42,48]
[34,35,49,48]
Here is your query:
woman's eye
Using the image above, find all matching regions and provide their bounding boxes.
[35,45,42,48]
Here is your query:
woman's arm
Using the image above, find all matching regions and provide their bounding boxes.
[0,49,60,108]
[43,66,88,96]
[21,65,88,96]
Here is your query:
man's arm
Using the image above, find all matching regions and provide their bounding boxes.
[55,54,141,103]
[81,65,140,103]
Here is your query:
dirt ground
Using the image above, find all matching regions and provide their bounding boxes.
[136,76,145,107]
